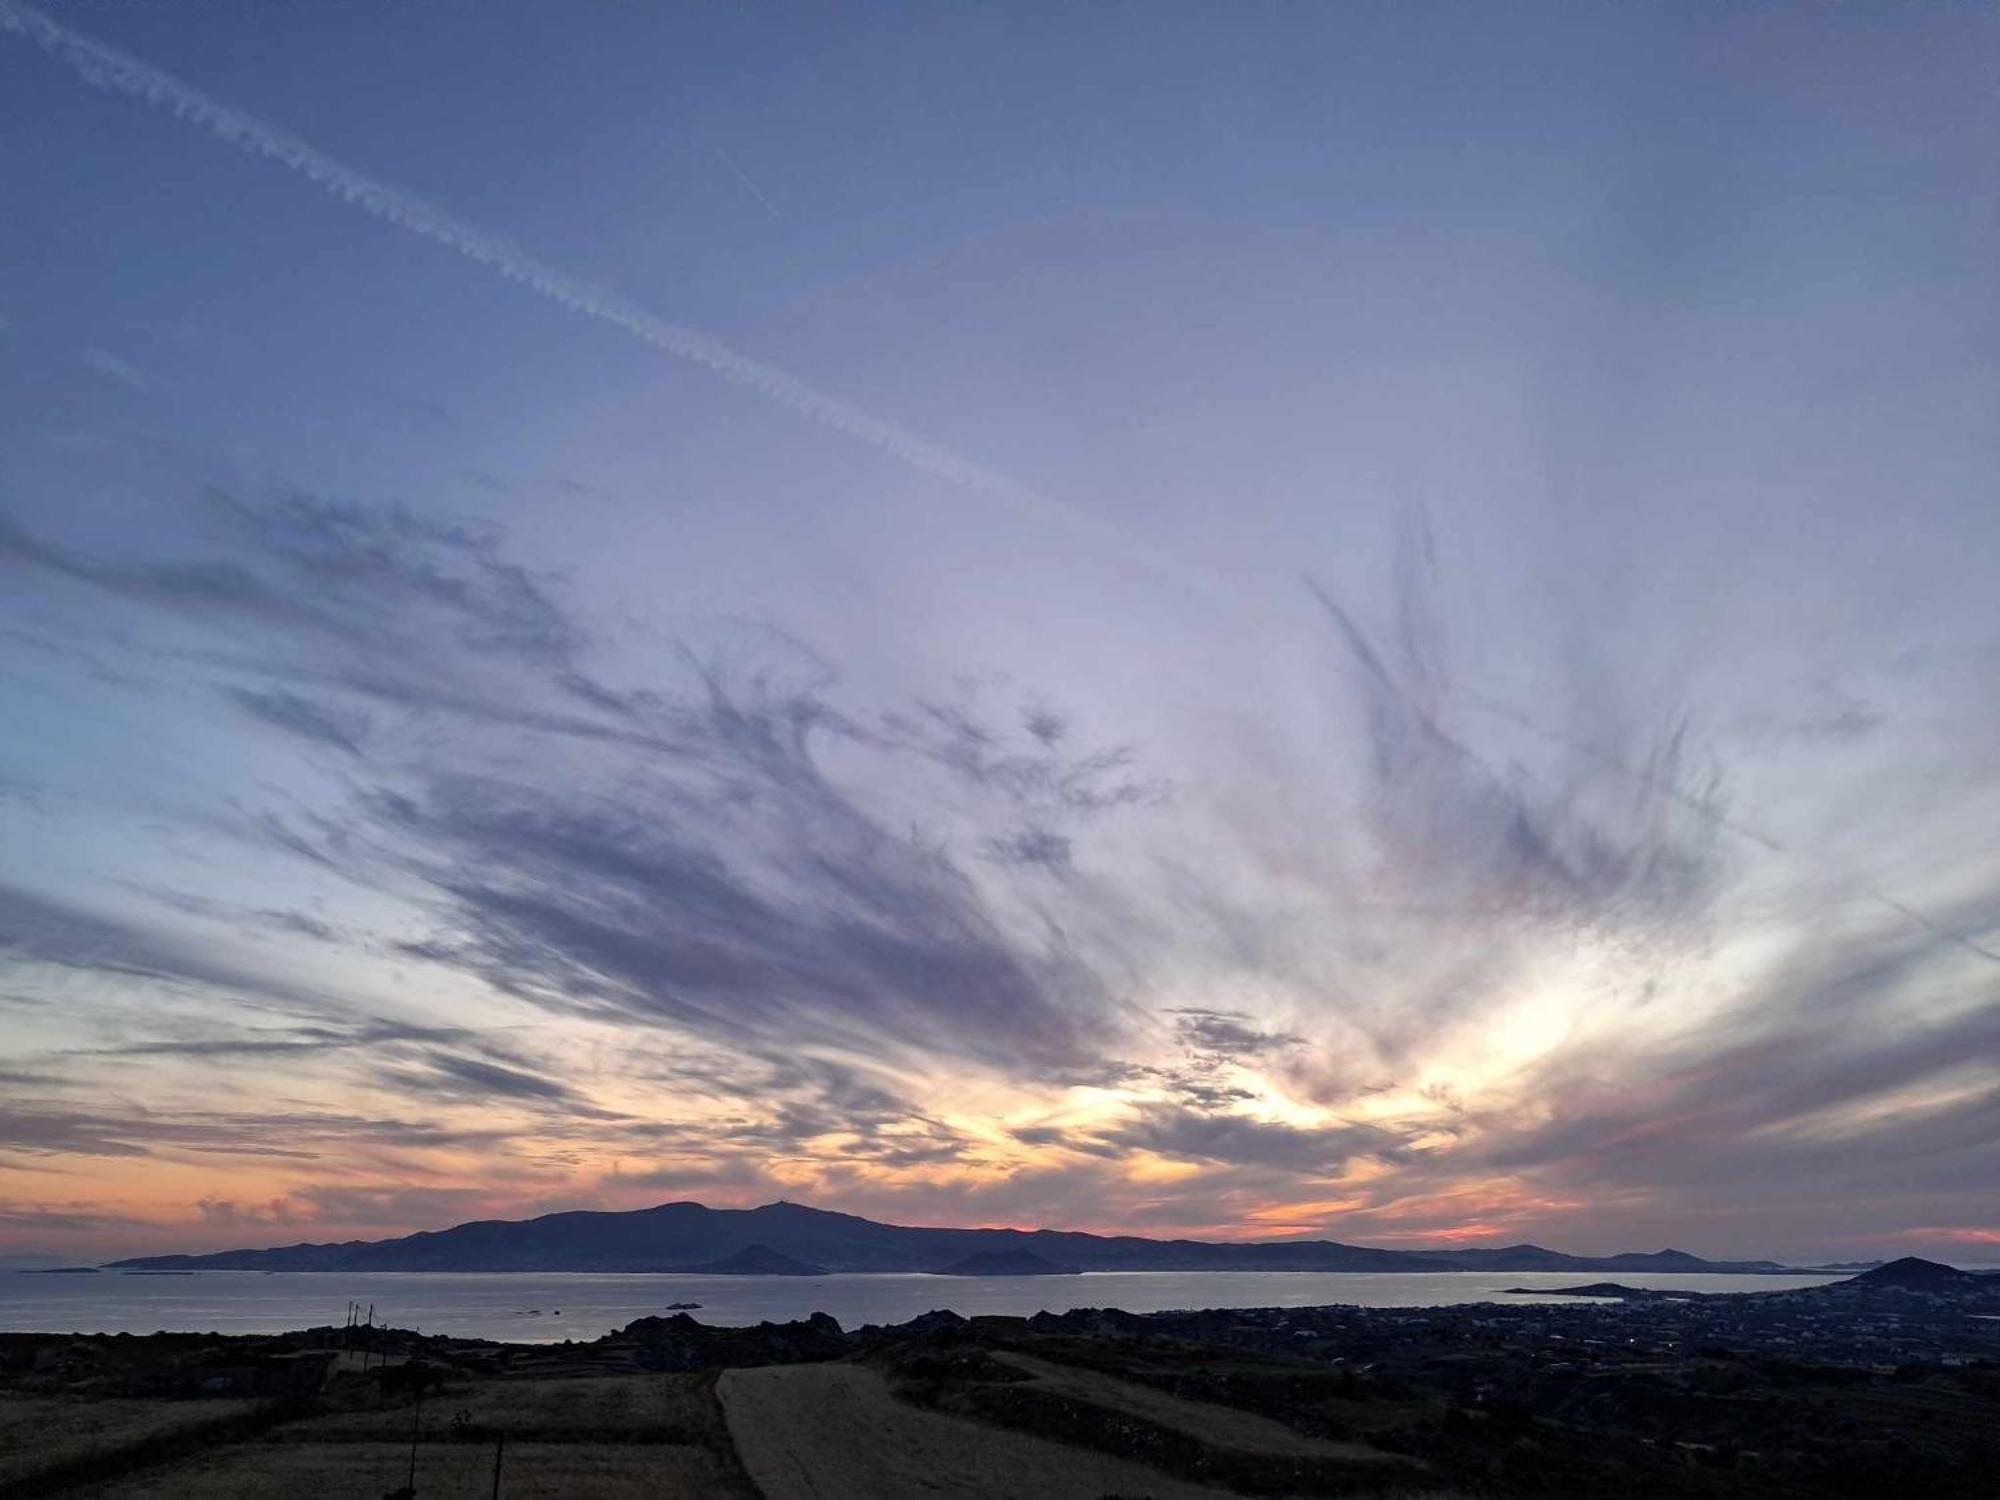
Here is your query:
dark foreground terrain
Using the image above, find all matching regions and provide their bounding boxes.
[3,1263,1996,1498]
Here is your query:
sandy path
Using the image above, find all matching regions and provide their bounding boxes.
[717,1362,1242,1500]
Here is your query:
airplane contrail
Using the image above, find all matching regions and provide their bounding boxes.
[716,147,783,221]
[0,1,1118,548]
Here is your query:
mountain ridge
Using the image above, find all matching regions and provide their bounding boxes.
[106,1199,1801,1276]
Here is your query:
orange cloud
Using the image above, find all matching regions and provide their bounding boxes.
[1890,1226,2000,1246]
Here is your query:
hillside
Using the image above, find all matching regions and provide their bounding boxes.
[682,1244,827,1276]
[1835,1256,1986,1293]
[107,1199,1795,1276]
[933,1249,1079,1276]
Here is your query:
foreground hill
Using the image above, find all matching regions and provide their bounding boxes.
[108,1200,1794,1276]
[1833,1256,1993,1293]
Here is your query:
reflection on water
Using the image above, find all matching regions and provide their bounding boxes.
[0,1268,1847,1343]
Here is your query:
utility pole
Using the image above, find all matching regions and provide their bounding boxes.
[405,1370,423,1496]
[490,1431,504,1499]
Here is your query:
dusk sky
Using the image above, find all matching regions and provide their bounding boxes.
[4,1,1998,1266]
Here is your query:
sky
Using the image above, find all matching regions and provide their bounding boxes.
[2,1,1998,1266]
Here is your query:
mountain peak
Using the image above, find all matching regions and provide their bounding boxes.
[750,1200,868,1224]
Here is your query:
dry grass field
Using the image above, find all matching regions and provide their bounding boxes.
[0,1396,258,1490]
[275,1372,714,1444]
[8,1357,1465,1500]
[7,1326,1475,1498]
[30,1371,754,1498]
[987,1349,1405,1465]
[75,1438,742,1498]
[721,1361,1268,1500]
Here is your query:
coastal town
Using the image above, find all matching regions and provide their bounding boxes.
[1113,1258,2000,1381]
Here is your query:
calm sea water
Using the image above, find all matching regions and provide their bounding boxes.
[0,1269,1847,1343]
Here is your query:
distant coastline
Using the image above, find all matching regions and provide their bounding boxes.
[106,1198,1824,1278]
[0,1264,1857,1346]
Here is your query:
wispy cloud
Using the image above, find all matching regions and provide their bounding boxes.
[0,879,339,1017]
[5,482,1997,1259]
[2,494,1150,1083]
[77,347,147,391]
[225,686,372,756]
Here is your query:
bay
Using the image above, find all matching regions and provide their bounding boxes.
[0,1268,1847,1343]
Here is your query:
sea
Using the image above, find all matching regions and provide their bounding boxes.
[0,1269,1849,1343]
